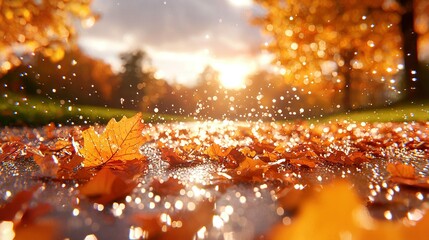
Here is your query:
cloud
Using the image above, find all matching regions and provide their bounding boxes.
[78,0,267,84]
[84,0,261,52]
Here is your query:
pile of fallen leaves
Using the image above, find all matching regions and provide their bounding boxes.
[1,113,429,239]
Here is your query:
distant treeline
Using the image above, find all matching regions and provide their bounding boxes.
[1,48,427,120]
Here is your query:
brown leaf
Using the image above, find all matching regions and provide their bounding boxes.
[250,141,276,154]
[20,203,53,227]
[56,154,87,180]
[275,186,315,213]
[51,139,73,151]
[0,185,52,229]
[264,167,295,184]
[290,156,317,168]
[205,143,232,160]
[0,142,24,162]
[239,147,256,158]
[267,181,402,240]
[387,162,416,179]
[160,147,182,163]
[59,154,84,171]
[235,157,268,174]
[325,151,367,165]
[33,154,59,178]
[79,168,137,204]
[325,151,349,164]
[44,122,56,140]
[388,177,429,189]
[219,148,245,169]
[132,200,214,240]
[104,159,147,181]
[262,151,279,162]
[14,219,59,240]
[348,151,369,164]
[387,162,429,189]
[0,188,36,222]
[160,147,191,166]
[130,213,163,237]
[79,113,147,167]
[229,157,269,182]
[150,177,185,196]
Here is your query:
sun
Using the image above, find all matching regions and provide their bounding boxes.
[215,62,249,89]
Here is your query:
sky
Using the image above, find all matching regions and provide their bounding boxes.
[78,0,272,89]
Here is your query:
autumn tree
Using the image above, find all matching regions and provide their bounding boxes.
[254,0,404,111]
[0,0,97,74]
[194,65,226,118]
[397,0,429,100]
[153,83,195,115]
[0,49,119,106]
[117,50,145,109]
[116,49,171,111]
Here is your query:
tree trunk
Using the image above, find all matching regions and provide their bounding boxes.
[340,51,354,112]
[399,0,424,101]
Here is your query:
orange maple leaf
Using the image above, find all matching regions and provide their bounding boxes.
[79,113,147,167]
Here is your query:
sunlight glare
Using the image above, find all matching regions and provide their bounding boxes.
[215,61,249,89]
[227,0,253,7]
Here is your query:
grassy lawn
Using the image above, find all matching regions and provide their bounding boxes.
[1,93,428,126]
[317,102,429,123]
[0,93,184,126]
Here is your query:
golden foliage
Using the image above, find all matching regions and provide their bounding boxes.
[0,0,97,74]
[253,0,402,91]
[80,113,147,167]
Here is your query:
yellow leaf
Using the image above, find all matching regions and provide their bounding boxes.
[80,113,146,167]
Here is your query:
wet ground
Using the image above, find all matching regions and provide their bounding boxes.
[1,121,429,239]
